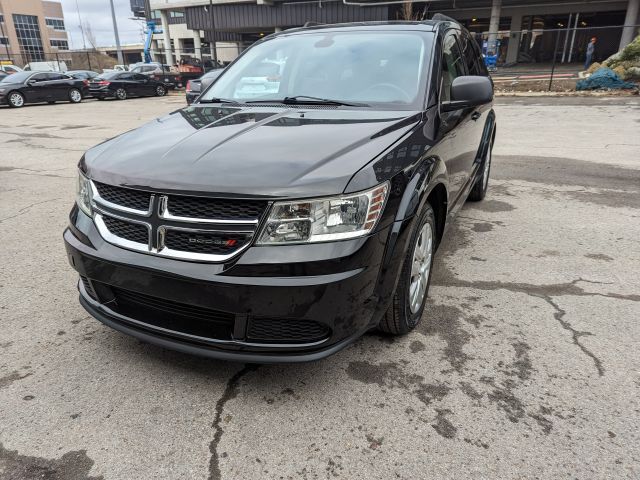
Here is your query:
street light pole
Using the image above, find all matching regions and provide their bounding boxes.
[109,0,125,65]
[209,0,218,65]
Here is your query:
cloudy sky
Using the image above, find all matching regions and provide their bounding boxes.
[60,0,146,48]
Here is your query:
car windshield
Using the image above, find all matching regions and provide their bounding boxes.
[200,31,431,108]
[0,72,32,83]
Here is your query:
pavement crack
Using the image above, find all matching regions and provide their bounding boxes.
[0,198,60,223]
[208,364,258,480]
[540,295,605,377]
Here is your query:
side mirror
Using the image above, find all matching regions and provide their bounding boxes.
[441,76,493,112]
[27,79,37,85]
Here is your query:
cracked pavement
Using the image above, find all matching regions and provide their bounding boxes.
[1,95,639,479]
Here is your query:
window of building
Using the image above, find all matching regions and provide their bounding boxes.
[50,39,69,50]
[0,13,4,23]
[12,14,44,62]
[170,11,185,18]
[45,18,66,31]
[150,10,161,20]
[0,36,8,46]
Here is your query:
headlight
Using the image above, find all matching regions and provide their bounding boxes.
[257,182,389,245]
[76,171,93,216]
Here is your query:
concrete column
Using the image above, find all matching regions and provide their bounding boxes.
[193,31,203,60]
[487,0,502,53]
[505,14,522,64]
[619,0,640,50]
[274,27,282,33]
[160,10,173,65]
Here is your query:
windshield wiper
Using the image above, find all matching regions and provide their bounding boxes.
[247,96,368,107]
[197,98,243,105]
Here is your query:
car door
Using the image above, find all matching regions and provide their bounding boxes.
[117,73,137,95]
[133,73,153,95]
[22,73,50,102]
[436,30,470,207]
[459,31,491,171]
[47,72,70,100]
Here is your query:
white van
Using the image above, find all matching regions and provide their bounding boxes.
[23,61,68,72]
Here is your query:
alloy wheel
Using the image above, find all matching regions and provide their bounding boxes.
[69,89,82,103]
[9,92,24,107]
[156,86,166,96]
[409,222,433,314]
[116,88,127,100]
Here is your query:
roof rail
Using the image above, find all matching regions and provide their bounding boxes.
[303,21,325,27]
[431,13,459,24]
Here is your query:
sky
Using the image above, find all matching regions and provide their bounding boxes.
[60,0,146,48]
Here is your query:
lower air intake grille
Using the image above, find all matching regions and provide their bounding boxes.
[164,230,250,255]
[247,317,330,344]
[111,287,235,340]
[103,216,149,245]
[80,276,98,300]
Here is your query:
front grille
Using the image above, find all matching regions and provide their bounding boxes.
[247,317,330,344]
[111,287,235,340]
[164,230,250,255]
[166,195,267,221]
[92,181,268,262]
[103,215,149,245]
[94,181,152,211]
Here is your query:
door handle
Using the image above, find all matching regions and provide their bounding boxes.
[471,111,481,121]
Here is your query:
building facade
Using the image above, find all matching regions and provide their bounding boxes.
[0,0,69,64]
[133,0,640,66]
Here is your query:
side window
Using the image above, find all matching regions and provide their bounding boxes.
[119,73,133,80]
[133,74,147,81]
[47,73,65,81]
[461,32,481,76]
[440,33,465,102]
[31,73,48,82]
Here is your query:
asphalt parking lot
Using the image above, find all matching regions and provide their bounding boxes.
[1,95,639,479]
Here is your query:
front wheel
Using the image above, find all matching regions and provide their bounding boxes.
[8,91,25,108]
[378,203,436,335]
[68,88,82,104]
[155,85,167,97]
[115,88,127,100]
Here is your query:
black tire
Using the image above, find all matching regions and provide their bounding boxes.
[155,85,167,97]
[115,88,127,100]
[468,137,493,202]
[378,203,436,335]
[7,91,25,108]
[68,88,83,104]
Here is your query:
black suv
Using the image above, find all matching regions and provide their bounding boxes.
[64,20,496,362]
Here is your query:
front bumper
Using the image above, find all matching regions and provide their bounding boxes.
[64,208,396,362]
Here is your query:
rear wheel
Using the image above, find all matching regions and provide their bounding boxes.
[8,91,25,108]
[378,203,436,335]
[468,137,492,201]
[115,88,127,100]
[68,88,82,104]
[155,85,167,97]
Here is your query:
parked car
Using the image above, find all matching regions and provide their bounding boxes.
[0,71,87,107]
[185,69,224,104]
[88,71,167,100]
[0,64,23,75]
[68,70,100,81]
[64,20,496,362]
[0,71,7,81]
[130,63,186,90]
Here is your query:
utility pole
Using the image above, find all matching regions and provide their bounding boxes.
[109,0,125,65]
[209,0,218,65]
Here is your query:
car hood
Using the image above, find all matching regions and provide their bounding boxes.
[84,105,421,198]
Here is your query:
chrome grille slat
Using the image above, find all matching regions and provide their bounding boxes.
[90,181,269,262]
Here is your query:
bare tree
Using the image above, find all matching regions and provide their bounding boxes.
[83,20,98,50]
